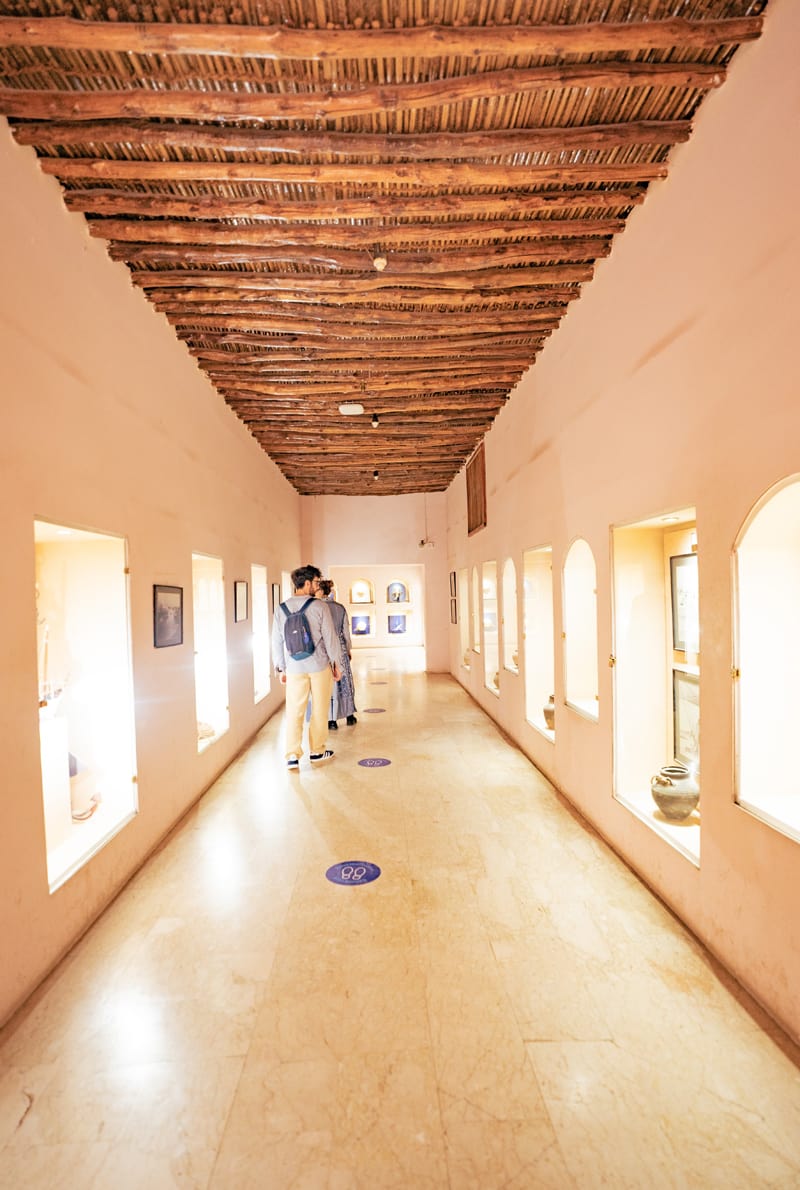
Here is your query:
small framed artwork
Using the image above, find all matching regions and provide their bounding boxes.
[387,581,408,603]
[673,670,700,768]
[352,614,371,635]
[153,584,183,648]
[234,580,248,623]
[670,553,699,653]
[271,583,281,614]
[449,571,457,598]
[450,597,458,625]
[388,614,407,634]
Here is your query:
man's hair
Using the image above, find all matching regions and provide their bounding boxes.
[291,564,321,590]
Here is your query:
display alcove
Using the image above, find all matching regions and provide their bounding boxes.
[482,561,500,694]
[612,510,700,863]
[350,579,374,605]
[458,568,470,669]
[35,520,138,891]
[735,478,800,842]
[251,564,270,703]
[192,553,230,751]
[502,558,519,674]
[471,567,481,654]
[563,538,599,722]
[387,581,408,604]
[523,545,555,738]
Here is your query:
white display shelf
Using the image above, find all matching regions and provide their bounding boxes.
[737,796,800,846]
[47,805,138,893]
[616,788,700,865]
[566,696,599,722]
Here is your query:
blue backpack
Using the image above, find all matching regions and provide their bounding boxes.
[280,598,316,660]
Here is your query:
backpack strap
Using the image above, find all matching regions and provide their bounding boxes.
[300,597,316,612]
[279,601,290,617]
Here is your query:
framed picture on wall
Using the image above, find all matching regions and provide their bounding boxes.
[153,584,183,648]
[449,570,457,597]
[271,583,281,614]
[670,553,699,652]
[450,597,458,625]
[234,580,248,623]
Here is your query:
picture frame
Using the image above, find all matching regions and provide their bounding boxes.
[449,570,457,598]
[234,580,248,623]
[153,584,183,648]
[673,670,700,768]
[450,597,458,625]
[271,583,281,615]
[388,614,407,634]
[670,552,699,653]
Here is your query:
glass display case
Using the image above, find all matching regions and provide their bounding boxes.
[523,546,555,737]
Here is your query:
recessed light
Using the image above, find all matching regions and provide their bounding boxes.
[338,402,364,416]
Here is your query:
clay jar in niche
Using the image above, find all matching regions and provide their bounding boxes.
[650,763,699,821]
[543,695,555,730]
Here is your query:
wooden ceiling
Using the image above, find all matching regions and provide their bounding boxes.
[0,1,766,495]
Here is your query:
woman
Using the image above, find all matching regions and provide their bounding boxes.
[316,579,357,728]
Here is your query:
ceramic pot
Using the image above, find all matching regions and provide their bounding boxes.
[543,695,555,730]
[650,763,699,821]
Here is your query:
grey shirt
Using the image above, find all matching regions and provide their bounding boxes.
[272,595,343,675]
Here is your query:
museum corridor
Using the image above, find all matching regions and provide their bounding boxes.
[2,650,800,1188]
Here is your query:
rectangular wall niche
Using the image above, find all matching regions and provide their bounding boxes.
[35,520,138,892]
[612,510,700,864]
[192,553,230,750]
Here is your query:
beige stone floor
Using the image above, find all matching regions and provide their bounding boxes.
[2,649,800,1188]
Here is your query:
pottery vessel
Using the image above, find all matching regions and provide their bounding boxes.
[543,695,555,730]
[650,763,699,821]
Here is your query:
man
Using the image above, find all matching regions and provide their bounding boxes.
[272,564,343,771]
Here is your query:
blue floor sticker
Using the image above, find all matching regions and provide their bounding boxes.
[326,862,381,886]
[358,758,391,767]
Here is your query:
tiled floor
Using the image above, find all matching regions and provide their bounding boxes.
[2,649,800,1188]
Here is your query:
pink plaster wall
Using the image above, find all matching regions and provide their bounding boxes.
[446,0,800,1041]
[0,123,302,1025]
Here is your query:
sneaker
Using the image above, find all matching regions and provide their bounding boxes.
[328,719,338,730]
[346,715,357,726]
[287,755,300,772]
[310,750,334,765]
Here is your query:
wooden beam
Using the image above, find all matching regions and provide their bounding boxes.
[65,188,647,220]
[89,218,625,249]
[164,302,564,328]
[12,119,691,155]
[133,262,594,287]
[0,17,761,58]
[42,158,667,187]
[180,332,547,355]
[154,287,578,312]
[0,62,725,122]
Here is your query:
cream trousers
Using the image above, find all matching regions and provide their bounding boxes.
[284,667,334,759]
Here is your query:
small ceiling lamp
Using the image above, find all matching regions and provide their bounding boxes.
[338,402,364,416]
[371,413,379,428]
[372,254,388,272]
[373,469,379,481]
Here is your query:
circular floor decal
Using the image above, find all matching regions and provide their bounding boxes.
[358,757,391,767]
[363,707,386,713]
[370,681,388,685]
[326,861,381,886]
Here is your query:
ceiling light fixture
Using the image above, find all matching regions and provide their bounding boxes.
[371,413,379,428]
[373,470,379,481]
[338,402,364,416]
[372,254,387,272]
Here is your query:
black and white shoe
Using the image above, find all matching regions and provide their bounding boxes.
[287,754,300,772]
[328,719,338,730]
[310,750,335,765]
[346,715,357,726]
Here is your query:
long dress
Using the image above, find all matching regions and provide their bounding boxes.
[326,599,357,720]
